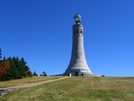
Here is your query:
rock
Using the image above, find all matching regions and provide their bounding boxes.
[0,91,2,96]
[0,89,10,97]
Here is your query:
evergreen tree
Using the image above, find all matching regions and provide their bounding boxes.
[12,57,22,79]
[0,55,33,81]
[40,71,47,76]
[0,48,2,62]
[20,57,29,76]
[27,70,32,77]
[3,57,6,62]
[6,57,19,80]
[33,71,38,76]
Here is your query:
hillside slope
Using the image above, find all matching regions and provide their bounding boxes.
[1,76,134,101]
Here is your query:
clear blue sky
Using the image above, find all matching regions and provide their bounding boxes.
[0,0,134,76]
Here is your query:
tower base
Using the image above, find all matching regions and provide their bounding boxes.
[64,69,93,76]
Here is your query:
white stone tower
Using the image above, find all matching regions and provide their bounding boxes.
[64,13,93,76]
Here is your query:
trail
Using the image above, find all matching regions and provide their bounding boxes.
[8,76,69,89]
[0,76,69,98]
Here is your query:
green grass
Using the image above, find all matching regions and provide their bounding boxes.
[1,76,134,101]
[0,76,62,88]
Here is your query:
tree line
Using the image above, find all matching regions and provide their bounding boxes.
[0,56,33,81]
[0,48,32,81]
[0,48,47,81]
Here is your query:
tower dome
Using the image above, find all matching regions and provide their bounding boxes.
[74,13,81,23]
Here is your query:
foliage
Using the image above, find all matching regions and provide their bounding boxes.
[0,48,2,59]
[33,71,38,76]
[27,70,33,77]
[0,61,10,75]
[40,71,47,76]
[0,56,32,81]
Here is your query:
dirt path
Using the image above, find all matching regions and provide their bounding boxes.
[0,76,69,98]
[8,76,69,89]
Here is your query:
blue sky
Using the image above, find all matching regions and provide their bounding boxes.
[0,0,134,76]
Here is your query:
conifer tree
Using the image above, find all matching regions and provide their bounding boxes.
[7,57,19,79]
[33,71,38,76]
[0,56,32,81]
[3,57,6,62]
[40,71,47,76]
[0,48,2,61]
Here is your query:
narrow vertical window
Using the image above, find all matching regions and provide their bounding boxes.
[77,30,78,34]
[80,31,82,34]
[73,31,75,34]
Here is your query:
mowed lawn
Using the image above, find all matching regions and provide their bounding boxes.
[1,76,134,101]
[0,76,62,88]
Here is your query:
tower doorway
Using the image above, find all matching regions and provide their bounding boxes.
[75,72,78,76]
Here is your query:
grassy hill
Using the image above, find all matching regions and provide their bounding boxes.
[0,76,134,101]
[0,76,62,88]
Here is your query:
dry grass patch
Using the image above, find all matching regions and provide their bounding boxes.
[0,76,62,88]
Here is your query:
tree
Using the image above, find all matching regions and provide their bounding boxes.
[40,71,47,76]
[27,70,32,77]
[33,71,38,76]
[0,56,32,81]
[3,57,6,62]
[6,57,19,80]
[0,60,10,80]
[0,61,10,75]
[12,57,22,79]
[0,48,2,61]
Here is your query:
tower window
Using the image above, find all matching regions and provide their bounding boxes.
[77,30,78,34]
[80,31,82,34]
[76,56,79,59]
[73,31,75,34]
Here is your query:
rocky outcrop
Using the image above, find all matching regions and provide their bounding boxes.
[0,88,14,97]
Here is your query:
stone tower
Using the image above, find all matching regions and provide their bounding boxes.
[64,13,93,76]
